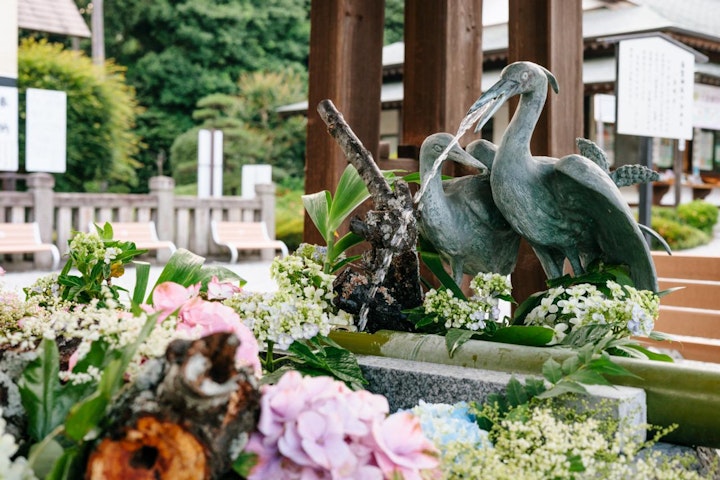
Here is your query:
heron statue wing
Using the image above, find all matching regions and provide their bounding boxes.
[554,154,658,292]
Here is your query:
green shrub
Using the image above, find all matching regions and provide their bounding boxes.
[676,200,719,234]
[651,216,710,251]
[275,187,304,252]
[18,39,141,192]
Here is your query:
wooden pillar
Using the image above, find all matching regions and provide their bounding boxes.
[304,0,385,244]
[508,0,583,304]
[401,0,483,157]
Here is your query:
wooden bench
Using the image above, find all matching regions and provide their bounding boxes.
[0,222,60,270]
[211,221,288,263]
[635,252,720,363]
[91,221,177,257]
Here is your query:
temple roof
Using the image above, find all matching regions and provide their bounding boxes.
[18,0,91,38]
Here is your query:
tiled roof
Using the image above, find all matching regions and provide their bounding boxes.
[18,0,91,38]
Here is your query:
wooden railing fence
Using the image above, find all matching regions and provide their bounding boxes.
[0,173,277,268]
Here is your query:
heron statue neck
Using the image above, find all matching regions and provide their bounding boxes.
[499,80,549,160]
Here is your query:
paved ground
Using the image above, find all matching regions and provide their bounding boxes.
[0,259,277,299]
[2,223,719,297]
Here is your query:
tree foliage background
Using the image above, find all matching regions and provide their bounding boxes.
[84,0,312,192]
[20,0,404,193]
[17,38,141,192]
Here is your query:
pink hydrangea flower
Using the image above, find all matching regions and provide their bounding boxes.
[146,281,261,375]
[177,296,261,374]
[371,412,440,480]
[207,275,242,300]
[245,371,438,479]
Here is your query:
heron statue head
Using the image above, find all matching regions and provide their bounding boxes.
[466,62,560,134]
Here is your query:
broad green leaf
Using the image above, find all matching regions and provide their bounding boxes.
[147,248,206,303]
[420,252,465,299]
[481,326,554,347]
[302,190,331,243]
[44,445,83,480]
[233,451,258,477]
[567,369,614,387]
[445,328,475,358]
[587,355,641,379]
[511,290,547,325]
[523,378,547,398]
[657,286,684,298]
[620,344,674,362]
[320,346,368,389]
[65,314,157,441]
[537,381,588,399]
[505,377,528,407]
[330,232,366,264]
[541,358,563,384]
[327,165,372,234]
[561,355,580,375]
[132,261,151,305]
[18,339,75,441]
[64,358,124,441]
[28,436,64,479]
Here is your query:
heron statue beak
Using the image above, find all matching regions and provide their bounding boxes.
[448,144,488,173]
[464,79,519,134]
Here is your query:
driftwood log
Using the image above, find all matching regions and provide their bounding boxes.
[85,332,260,479]
[317,100,423,332]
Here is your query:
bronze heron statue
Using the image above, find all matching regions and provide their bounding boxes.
[417,133,520,285]
[465,61,657,291]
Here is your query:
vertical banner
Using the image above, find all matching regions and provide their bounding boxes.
[0,86,18,171]
[197,129,223,197]
[0,0,18,172]
[25,88,67,173]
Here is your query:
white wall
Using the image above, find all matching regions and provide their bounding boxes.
[0,0,18,79]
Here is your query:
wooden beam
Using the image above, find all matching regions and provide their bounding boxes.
[402,0,483,158]
[508,0,583,304]
[304,0,385,244]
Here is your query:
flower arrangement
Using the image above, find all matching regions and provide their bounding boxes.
[523,280,659,343]
[244,370,439,479]
[0,221,714,479]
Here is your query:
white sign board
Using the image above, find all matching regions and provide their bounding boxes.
[0,86,18,171]
[693,83,720,130]
[197,129,223,198]
[241,164,272,199]
[26,88,67,173]
[593,93,616,124]
[616,37,694,140]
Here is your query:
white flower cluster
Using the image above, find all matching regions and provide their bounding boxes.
[0,408,36,480]
[0,289,45,334]
[441,406,704,479]
[69,231,106,269]
[0,300,179,381]
[225,244,353,350]
[423,273,511,331]
[525,281,659,342]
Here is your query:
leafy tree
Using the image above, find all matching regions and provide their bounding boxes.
[90,0,311,192]
[170,70,307,195]
[17,39,141,192]
[385,0,404,45]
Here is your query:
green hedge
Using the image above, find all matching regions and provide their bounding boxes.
[651,200,718,251]
[18,39,140,192]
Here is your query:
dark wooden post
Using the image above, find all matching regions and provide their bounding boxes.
[401,0,484,158]
[508,0,583,304]
[304,0,385,245]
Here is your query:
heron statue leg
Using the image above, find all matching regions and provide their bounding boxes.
[451,259,464,288]
[531,246,566,280]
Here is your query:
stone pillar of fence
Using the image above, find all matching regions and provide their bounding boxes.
[150,176,175,263]
[256,183,276,261]
[27,173,55,269]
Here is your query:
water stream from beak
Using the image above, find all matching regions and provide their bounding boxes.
[413,100,496,210]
